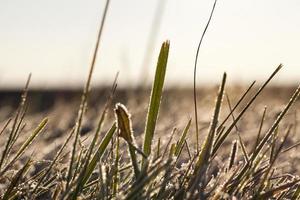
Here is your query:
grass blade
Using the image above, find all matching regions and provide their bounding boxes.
[142,40,170,163]
[252,84,300,161]
[193,0,218,152]
[0,118,47,175]
[2,158,32,200]
[175,119,191,156]
[115,103,141,178]
[66,0,111,189]
[82,123,116,187]
[212,64,282,156]
[195,73,226,170]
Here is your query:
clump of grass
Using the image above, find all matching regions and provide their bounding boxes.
[1,41,300,199]
[1,1,300,199]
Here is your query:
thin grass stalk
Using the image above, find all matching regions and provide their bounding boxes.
[162,128,177,159]
[2,158,32,200]
[282,141,300,153]
[175,119,191,156]
[269,127,279,164]
[0,118,47,176]
[228,140,238,170]
[256,125,292,197]
[82,72,117,167]
[0,118,12,137]
[258,179,300,199]
[229,83,300,193]
[70,146,85,184]
[184,140,192,160]
[66,0,111,189]
[125,160,170,200]
[112,136,120,197]
[188,73,226,199]
[5,105,28,166]
[195,72,226,170]
[253,106,267,153]
[212,64,283,156]
[291,185,300,199]
[252,84,300,162]
[0,75,31,169]
[31,127,75,195]
[156,138,161,159]
[156,158,175,200]
[82,123,116,187]
[193,0,218,152]
[70,76,117,198]
[217,81,256,131]
[225,93,249,163]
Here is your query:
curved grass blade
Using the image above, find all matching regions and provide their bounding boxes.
[193,0,218,152]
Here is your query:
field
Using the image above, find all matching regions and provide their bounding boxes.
[0,73,300,199]
[1,85,300,167]
[1,0,300,199]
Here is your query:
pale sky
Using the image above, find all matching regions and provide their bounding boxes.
[0,0,300,88]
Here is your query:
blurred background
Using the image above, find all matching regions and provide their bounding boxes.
[0,0,300,89]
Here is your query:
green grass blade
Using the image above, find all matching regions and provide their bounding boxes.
[252,84,300,161]
[217,80,256,130]
[225,93,249,163]
[69,124,116,199]
[0,75,31,169]
[142,40,170,163]
[82,123,116,187]
[212,64,282,156]
[228,140,238,170]
[175,119,191,156]
[112,136,120,197]
[68,79,117,198]
[252,106,267,153]
[195,73,226,170]
[187,73,226,198]
[66,0,111,189]
[230,83,300,191]
[13,118,48,162]
[0,118,12,137]
[0,118,47,175]
[258,179,300,199]
[32,127,75,195]
[2,158,32,200]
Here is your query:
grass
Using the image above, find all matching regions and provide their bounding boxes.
[1,43,300,200]
[1,0,300,199]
